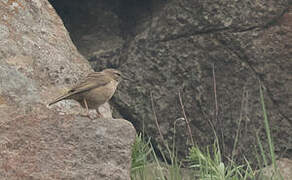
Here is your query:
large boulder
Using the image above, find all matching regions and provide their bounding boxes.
[115,0,292,161]
[0,0,135,179]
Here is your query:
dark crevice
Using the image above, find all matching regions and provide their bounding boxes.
[155,6,289,43]
[155,27,230,43]
[48,0,165,41]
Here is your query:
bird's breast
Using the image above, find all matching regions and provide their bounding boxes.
[84,80,118,107]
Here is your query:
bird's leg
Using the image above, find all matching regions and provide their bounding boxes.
[96,109,103,118]
[83,98,90,117]
[80,99,102,119]
[83,98,102,119]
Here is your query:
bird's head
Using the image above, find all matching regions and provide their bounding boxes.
[102,68,123,82]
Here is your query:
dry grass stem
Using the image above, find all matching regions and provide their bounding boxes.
[178,91,195,146]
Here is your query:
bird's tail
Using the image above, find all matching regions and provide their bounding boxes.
[48,92,72,106]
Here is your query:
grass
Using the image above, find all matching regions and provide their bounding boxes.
[130,84,283,180]
[187,141,255,180]
[131,133,153,180]
[131,133,184,180]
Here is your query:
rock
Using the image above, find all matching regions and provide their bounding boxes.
[262,158,292,180]
[0,106,135,179]
[116,0,292,161]
[0,0,135,179]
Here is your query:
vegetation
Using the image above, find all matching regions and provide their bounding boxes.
[130,84,283,180]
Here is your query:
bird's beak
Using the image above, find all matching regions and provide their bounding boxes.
[122,74,132,81]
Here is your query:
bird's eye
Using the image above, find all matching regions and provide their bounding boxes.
[115,72,121,76]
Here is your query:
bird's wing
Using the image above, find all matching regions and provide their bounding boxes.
[69,72,111,94]
[48,72,112,106]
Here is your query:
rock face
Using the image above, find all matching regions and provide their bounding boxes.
[117,0,292,161]
[0,0,135,179]
[51,0,291,163]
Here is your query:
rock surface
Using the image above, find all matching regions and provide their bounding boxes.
[0,108,134,179]
[262,158,292,180]
[0,0,135,179]
[51,0,291,163]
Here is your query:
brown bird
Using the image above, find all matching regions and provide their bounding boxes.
[48,68,122,117]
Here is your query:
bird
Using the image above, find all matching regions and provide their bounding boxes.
[48,68,123,117]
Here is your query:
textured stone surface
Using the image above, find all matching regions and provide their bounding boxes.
[0,0,135,179]
[51,0,291,163]
[0,107,135,179]
[262,158,292,179]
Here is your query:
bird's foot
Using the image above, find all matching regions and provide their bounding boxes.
[79,109,103,119]
[79,111,91,119]
[96,111,103,118]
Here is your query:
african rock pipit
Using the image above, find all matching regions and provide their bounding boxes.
[49,69,122,117]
